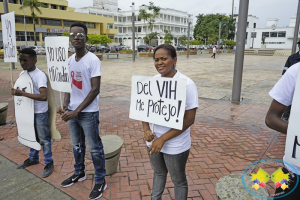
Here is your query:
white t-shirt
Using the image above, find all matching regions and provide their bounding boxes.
[20,67,48,113]
[269,62,300,174]
[68,52,101,112]
[213,47,216,53]
[146,70,199,155]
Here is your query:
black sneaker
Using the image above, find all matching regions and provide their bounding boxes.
[42,164,54,178]
[61,172,86,187]
[89,180,107,200]
[17,158,39,169]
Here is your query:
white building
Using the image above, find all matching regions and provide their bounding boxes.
[235,15,299,49]
[75,0,193,46]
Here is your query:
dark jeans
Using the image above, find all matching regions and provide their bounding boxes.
[68,111,106,184]
[274,167,300,199]
[29,109,53,165]
[211,53,216,58]
[148,148,190,200]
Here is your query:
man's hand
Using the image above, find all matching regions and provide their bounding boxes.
[148,137,165,156]
[11,88,23,96]
[57,106,68,115]
[61,110,79,122]
[144,130,155,142]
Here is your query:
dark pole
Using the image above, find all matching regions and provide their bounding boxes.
[187,15,190,58]
[218,22,221,55]
[132,2,135,62]
[292,0,300,54]
[231,0,249,103]
[3,0,15,69]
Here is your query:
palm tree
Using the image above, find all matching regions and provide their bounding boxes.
[20,0,46,46]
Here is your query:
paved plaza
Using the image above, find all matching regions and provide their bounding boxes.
[0,53,288,199]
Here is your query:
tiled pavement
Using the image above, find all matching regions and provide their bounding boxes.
[0,54,288,199]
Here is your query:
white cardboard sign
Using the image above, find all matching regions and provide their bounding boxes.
[14,71,41,151]
[129,76,187,130]
[1,12,17,62]
[45,36,72,93]
[285,64,300,167]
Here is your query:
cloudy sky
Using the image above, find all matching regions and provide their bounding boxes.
[67,0,298,27]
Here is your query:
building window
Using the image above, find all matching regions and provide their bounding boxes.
[8,0,17,3]
[15,16,33,24]
[41,18,61,26]
[63,20,78,27]
[51,4,57,9]
[253,23,256,28]
[107,23,113,29]
[42,32,62,41]
[262,32,269,38]
[83,22,95,28]
[247,22,249,28]
[42,3,48,8]
[59,6,65,10]
[278,31,286,37]
[16,31,39,42]
[270,32,278,37]
[108,36,114,39]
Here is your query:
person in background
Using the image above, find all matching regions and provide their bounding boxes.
[211,46,216,59]
[142,44,198,200]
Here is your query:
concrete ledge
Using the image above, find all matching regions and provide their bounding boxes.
[216,174,268,200]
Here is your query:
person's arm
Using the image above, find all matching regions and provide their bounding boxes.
[148,108,197,155]
[57,93,70,115]
[265,99,288,134]
[142,121,155,142]
[11,87,47,101]
[61,76,101,121]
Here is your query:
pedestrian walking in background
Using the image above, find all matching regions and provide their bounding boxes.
[142,44,198,200]
[211,46,216,59]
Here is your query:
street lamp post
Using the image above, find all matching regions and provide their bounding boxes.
[131,2,135,62]
[21,0,28,46]
[187,15,191,58]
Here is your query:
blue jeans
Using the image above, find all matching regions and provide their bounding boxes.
[29,109,53,165]
[68,111,106,184]
[149,148,190,200]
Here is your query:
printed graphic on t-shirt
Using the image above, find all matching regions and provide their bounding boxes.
[71,71,82,90]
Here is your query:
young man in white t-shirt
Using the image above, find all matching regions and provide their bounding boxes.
[211,46,216,59]
[11,48,54,178]
[266,62,300,199]
[57,23,106,200]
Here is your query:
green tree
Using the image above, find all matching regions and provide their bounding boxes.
[163,30,174,44]
[62,32,70,37]
[139,2,160,52]
[87,34,112,45]
[189,40,201,45]
[223,40,236,47]
[179,35,187,45]
[193,14,235,45]
[20,0,47,46]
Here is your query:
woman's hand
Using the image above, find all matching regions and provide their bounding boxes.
[148,137,165,156]
[144,130,155,142]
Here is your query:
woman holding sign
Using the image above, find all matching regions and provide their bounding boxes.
[142,44,198,200]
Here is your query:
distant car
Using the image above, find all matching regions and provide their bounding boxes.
[89,45,96,53]
[17,46,30,53]
[68,45,75,52]
[137,45,150,52]
[176,46,187,51]
[31,46,46,55]
[97,45,107,53]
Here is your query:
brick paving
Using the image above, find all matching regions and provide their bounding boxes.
[0,54,288,199]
